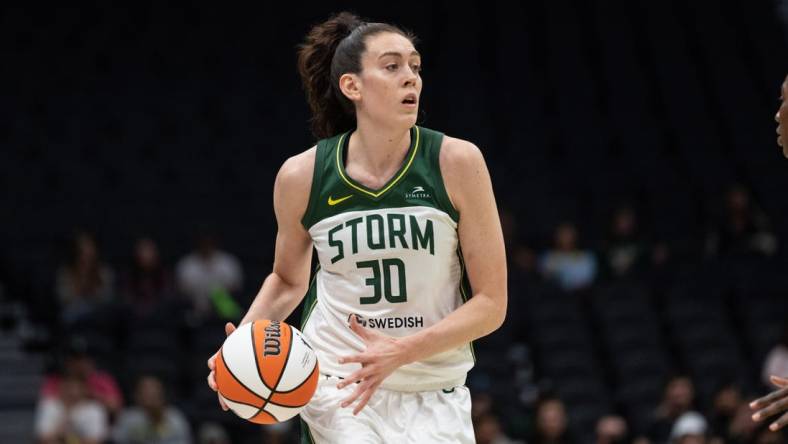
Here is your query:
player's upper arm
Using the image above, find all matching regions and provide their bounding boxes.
[271,146,316,291]
[440,137,507,325]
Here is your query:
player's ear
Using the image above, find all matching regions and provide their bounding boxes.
[338,73,362,103]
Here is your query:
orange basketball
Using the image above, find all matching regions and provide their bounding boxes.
[215,320,319,423]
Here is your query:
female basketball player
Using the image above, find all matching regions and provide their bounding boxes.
[206,12,507,443]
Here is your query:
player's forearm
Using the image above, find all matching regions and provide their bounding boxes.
[239,272,307,325]
[398,291,506,364]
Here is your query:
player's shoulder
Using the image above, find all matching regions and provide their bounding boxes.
[437,134,486,172]
[276,145,316,188]
[273,146,316,222]
[435,134,490,211]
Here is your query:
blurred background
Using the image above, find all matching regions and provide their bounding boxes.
[1,1,788,443]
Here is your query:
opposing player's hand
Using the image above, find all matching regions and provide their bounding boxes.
[206,322,236,411]
[778,74,787,157]
[337,314,409,415]
[750,375,788,431]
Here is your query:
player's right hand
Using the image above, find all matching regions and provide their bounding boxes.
[207,322,237,411]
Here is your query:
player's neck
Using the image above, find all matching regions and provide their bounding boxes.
[347,119,411,177]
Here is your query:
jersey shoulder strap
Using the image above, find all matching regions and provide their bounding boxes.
[415,126,459,222]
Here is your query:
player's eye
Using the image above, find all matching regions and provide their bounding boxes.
[411,64,421,73]
[386,64,398,71]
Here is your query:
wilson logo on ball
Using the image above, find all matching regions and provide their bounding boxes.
[215,320,319,424]
[263,321,281,356]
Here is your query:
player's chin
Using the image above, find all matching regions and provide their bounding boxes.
[397,109,418,125]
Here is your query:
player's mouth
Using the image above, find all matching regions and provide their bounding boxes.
[401,93,418,108]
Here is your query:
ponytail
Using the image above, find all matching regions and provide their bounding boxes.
[296,12,417,139]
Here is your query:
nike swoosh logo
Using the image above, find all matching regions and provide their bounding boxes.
[328,195,354,206]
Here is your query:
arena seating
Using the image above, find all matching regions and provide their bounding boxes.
[1,1,786,442]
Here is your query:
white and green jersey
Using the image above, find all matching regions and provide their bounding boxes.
[299,125,475,392]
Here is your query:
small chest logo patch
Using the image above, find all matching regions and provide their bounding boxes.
[328,194,354,206]
[405,185,431,200]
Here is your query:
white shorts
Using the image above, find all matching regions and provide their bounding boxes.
[299,374,475,444]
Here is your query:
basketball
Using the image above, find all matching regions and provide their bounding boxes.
[215,320,319,424]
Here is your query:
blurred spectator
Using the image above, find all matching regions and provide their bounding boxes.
[472,391,495,421]
[120,237,176,315]
[705,185,778,258]
[648,375,697,443]
[260,421,295,444]
[763,324,788,387]
[55,231,115,324]
[112,375,192,444]
[40,336,123,416]
[707,382,758,442]
[473,389,534,437]
[538,222,597,291]
[176,234,242,317]
[596,414,629,444]
[602,206,649,279]
[35,375,109,444]
[476,412,523,444]
[728,405,761,443]
[531,397,574,444]
[669,411,708,444]
[197,422,229,444]
[708,382,739,441]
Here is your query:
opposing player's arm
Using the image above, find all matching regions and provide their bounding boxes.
[239,146,316,325]
[399,136,507,357]
[752,376,788,431]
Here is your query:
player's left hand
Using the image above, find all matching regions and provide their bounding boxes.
[751,375,788,431]
[336,314,410,415]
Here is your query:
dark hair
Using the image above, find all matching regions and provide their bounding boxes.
[65,230,104,294]
[296,12,418,139]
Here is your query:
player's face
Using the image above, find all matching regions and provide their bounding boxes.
[356,32,422,128]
